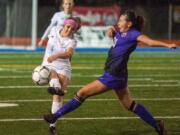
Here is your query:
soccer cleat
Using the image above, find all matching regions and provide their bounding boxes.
[49,126,58,135]
[156,120,167,135]
[44,113,57,124]
[48,87,64,96]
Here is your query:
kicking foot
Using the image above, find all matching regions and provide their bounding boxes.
[156,120,167,135]
[49,126,58,135]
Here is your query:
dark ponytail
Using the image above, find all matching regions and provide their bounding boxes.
[134,15,144,31]
[122,11,144,31]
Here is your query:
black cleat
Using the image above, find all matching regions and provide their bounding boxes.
[48,87,64,96]
[156,120,167,135]
[44,113,57,124]
[49,126,58,135]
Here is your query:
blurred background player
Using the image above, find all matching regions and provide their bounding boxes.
[42,18,80,135]
[44,11,177,135]
[38,0,75,47]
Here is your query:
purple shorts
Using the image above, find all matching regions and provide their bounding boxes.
[98,72,127,91]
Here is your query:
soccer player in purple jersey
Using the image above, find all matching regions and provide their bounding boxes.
[43,11,177,135]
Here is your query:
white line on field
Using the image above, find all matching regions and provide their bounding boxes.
[0,76,30,78]
[152,80,180,83]
[0,84,180,89]
[129,84,180,87]
[1,77,179,84]
[0,103,19,107]
[0,76,152,81]
[0,67,180,71]
[0,75,151,80]
[1,74,180,78]
[0,68,31,73]
[0,85,77,89]
[0,75,179,84]
[0,116,180,122]
[1,54,179,59]
[76,67,180,70]
[0,98,180,103]
[130,74,180,77]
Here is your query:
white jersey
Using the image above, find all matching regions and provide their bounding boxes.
[42,27,76,79]
[41,11,72,40]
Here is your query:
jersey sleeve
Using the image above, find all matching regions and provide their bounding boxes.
[45,42,53,55]
[51,13,58,25]
[67,40,77,50]
[130,30,142,41]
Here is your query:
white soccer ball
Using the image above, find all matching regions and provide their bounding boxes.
[32,65,50,86]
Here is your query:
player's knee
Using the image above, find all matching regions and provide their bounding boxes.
[76,88,89,99]
[49,78,61,88]
[50,70,58,78]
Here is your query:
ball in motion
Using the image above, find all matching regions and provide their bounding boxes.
[32,65,50,85]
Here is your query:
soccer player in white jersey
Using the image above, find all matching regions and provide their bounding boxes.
[42,18,80,135]
[38,0,75,46]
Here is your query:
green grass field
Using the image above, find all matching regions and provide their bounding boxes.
[0,52,180,135]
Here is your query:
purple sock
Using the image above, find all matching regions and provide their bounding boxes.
[133,104,158,130]
[54,98,82,119]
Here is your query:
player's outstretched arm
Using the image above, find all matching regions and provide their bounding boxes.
[38,24,55,47]
[47,48,74,63]
[137,35,177,49]
[38,14,58,47]
[107,26,116,38]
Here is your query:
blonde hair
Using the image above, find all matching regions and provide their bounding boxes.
[61,0,74,11]
[62,0,74,5]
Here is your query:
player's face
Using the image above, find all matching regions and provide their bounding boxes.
[61,24,75,37]
[117,15,132,32]
[63,0,74,14]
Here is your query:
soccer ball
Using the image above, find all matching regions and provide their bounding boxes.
[32,65,50,86]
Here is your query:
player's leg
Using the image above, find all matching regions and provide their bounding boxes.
[114,87,166,134]
[49,95,62,135]
[48,71,69,135]
[48,70,62,135]
[44,80,109,123]
[50,72,70,125]
[49,70,64,125]
[49,70,64,117]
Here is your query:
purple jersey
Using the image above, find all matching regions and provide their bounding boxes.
[104,28,141,77]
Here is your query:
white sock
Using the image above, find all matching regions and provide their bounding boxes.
[50,101,63,127]
[49,78,61,88]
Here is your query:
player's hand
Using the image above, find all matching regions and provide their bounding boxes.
[47,55,57,63]
[167,44,177,49]
[107,27,115,38]
[38,39,46,47]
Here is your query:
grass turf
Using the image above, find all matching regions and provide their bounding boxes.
[0,52,180,135]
